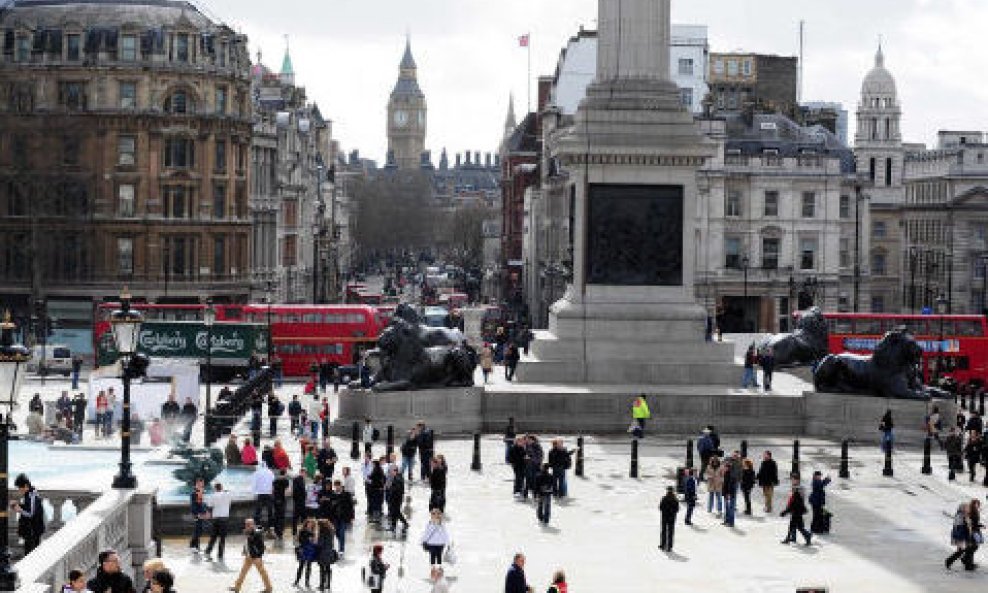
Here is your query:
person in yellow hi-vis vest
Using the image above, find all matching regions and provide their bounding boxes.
[632,396,651,432]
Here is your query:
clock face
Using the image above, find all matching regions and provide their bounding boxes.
[394,110,408,127]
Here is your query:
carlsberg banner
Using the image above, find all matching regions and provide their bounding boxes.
[98,321,268,367]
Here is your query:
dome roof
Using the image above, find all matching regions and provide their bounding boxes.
[861,45,896,98]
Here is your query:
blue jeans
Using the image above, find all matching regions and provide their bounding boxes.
[742,367,758,388]
[536,493,551,524]
[401,456,414,480]
[724,489,737,525]
[881,430,894,453]
[707,491,722,513]
[309,420,320,439]
[685,501,695,524]
[102,411,113,436]
[553,468,567,498]
[71,370,80,390]
[332,519,347,553]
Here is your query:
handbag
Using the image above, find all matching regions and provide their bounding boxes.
[443,540,457,565]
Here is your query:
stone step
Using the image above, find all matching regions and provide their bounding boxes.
[529,333,734,363]
[514,359,739,385]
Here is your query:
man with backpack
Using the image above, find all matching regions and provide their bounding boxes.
[13,474,44,554]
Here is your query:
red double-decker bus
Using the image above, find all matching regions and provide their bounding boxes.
[809,312,988,385]
[242,304,384,377]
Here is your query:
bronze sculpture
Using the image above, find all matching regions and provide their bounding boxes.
[812,328,926,400]
[759,306,829,367]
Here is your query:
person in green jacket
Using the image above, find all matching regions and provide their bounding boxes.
[303,444,319,479]
[632,395,651,432]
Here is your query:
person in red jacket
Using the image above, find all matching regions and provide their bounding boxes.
[272,439,291,471]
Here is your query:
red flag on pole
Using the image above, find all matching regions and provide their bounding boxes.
[518,34,530,48]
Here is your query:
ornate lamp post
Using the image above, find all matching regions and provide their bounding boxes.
[110,289,145,489]
[265,281,274,361]
[934,293,948,384]
[203,299,215,446]
[0,312,29,590]
[741,254,750,332]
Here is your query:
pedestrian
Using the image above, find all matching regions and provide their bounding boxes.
[760,347,775,391]
[106,387,118,434]
[808,471,832,534]
[659,485,679,551]
[303,445,318,478]
[535,463,554,525]
[546,569,567,593]
[290,469,308,535]
[62,568,89,592]
[362,417,376,457]
[307,394,322,440]
[965,498,984,570]
[682,468,698,525]
[363,544,389,593]
[503,417,516,464]
[315,518,337,591]
[631,395,651,432]
[316,438,338,480]
[480,343,494,384]
[13,474,44,555]
[420,508,451,565]
[780,487,813,546]
[95,390,108,438]
[696,427,716,479]
[416,420,435,481]
[288,395,303,437]
[368,459,386,523]
[328,479,354,555]
[504,553,532,593]
[504,343,520,381]
[928,405,944,448]
[509,436,527,498]
[71,392,87,441]
[524,434,544,501]
[966,410,984,436]
[945,427,964,480]
[946,502,974,570]
[386,466,409,534]
[320,397,330,438]
[740,458,756,515]
[204,482,232,561]
[272,439,291,472]
[879,409,894,453]
[400,428,418,482]
[224,434,242,466]
[722,450,741,527]
[428,455,448,513]
[965,431,982,482]
[251,463,275,531]
[87,549,135,593]
[230,518,273,593]
[148,569,175,593]
[294,517,318,588]
[706,457,723,515]
[547,438,573,498]
[756,450,780,513]
[742,344,759,388]
[241,438,258,466]
[188,480,208,552]
[430,565,451,593]
[179,397,196,443]
[272,468,290,540]
[266,394,283,438]
[71,355,83,390]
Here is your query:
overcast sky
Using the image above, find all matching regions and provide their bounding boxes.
[199,0,988,163]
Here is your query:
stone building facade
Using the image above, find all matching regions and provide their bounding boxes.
[0,0,251,354]
[707,53,799,116]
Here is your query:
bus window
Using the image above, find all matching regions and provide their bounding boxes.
[856,318,882,335]
[903,318,929,335]
[303,313,321,323]
[829,318,853,334]
[957,320,982,337]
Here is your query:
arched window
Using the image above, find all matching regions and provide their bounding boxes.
[164,90,192,114]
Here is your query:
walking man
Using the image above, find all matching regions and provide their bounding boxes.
[229,518,272,593]
[742,344,759,388]
[535,463,554,525]
[71,392,87,441]
[682,468,698,525]
[416,420,435,481]
[780,487,812,546]
[251,463,275,531]
[760,347,775,391]
[504,553,533,593]
[756,450,780,513]
[659,486,680,552]
[204,482,232,561]
[632,395,651,433]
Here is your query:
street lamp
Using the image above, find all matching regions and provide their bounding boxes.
[0,312,30,590]
[313,153,326,304]
[908,247,919,314]
[265,281,274,361]
[110,289,146,489]
[203,299,215,446]
[935,293,948,384]
[740,254,750,332]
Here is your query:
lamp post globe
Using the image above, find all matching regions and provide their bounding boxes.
[0,312,30,590]
[110,289,143,489]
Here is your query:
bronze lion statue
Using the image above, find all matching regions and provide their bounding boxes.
[367,304,477,391]
[758,306,829,367]
[812,328,925,399]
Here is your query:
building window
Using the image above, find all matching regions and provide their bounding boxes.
[679,88,693,108]
[119,35,137,61]
[725,237,742,269]
[165,91,191,114]
[117,238,134,275]
[214,236,226,277]
[869,157,876,182]
[713,59,724,75]
[871,295,885,313]
[214,140,226,172]
[885,156,893,187]
[11,135,28,169]
[216,86,227,114]
[678,58,694,76]
[66,34,80,61]
[117,135,136,166]
[839,195,850,218]
[164,138,195,168]
[174,34,189,62]
[282,235,297,267]
[726,191,742,217]
[62,135,80,166]
[742,59,752,76]
[801,192,815,218]
[764,191,778,217]
[872,220,887,238]
[118,184,135,217]
[119,82,136,109]
[839,238,850,268]
[58,82,86,110]
[800,238,817,270]
[164,186,189,218]
[16,36,29,62]
[727,60,738,76]
[762,237,779,270]
[872,252,887,276]
[213,184,226,219]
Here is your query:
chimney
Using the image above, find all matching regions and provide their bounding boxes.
[466,152,472,166]
[485,152,492,168]
[456,153,462,167]
[537,76,553,113]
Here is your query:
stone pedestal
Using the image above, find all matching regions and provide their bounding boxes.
[334,387,484,436]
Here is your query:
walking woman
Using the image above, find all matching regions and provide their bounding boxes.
[946,502,973,570]
[706,456,723,515]
[420,509,451,565]
[315,519,337,591]
[364,544,389,593]
[294,518,318,588]
[740,458,756,516]
[965,499,984,570]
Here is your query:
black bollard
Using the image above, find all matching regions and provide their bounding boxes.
[471,433,482,471]
[740,439,748,460]
[921,437,932,475]
[961,392,967,410]
[686,438,694,469]
[839,440,850,479]
[350,421,360,460]
[980,392,986,417]
[791,439,800,480]
[387,424,395,456]
[575,436,585,477]
[630,438,639,478]
[882,445,894,477]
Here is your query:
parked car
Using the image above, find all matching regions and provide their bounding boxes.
[27,344,73,376]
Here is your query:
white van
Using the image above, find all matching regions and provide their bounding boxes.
[26,344,73,376]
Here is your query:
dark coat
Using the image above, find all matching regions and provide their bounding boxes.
[17,488,44,540]
[400,437,417,458]
[245,527,266,558]
[808,477,831,508]
[505,564,528,593]
[87,571,136,593]
[756,459,780,487]
[386,474,405,508]
[547,447,572,472]
[330,490,355,522]
[508,444,527,469]
[683,476,698,503]
[741,468,756,492]
[659,493,680,520]
[781,491,807,518]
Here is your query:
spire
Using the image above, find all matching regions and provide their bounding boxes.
[400,34,417,71]
[875,37,884,68]
[280,34,295,85]
[504,93,517,136]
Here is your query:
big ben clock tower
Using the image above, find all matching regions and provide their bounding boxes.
[387,37,427,169]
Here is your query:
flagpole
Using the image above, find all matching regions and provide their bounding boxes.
[527,32,531,113]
